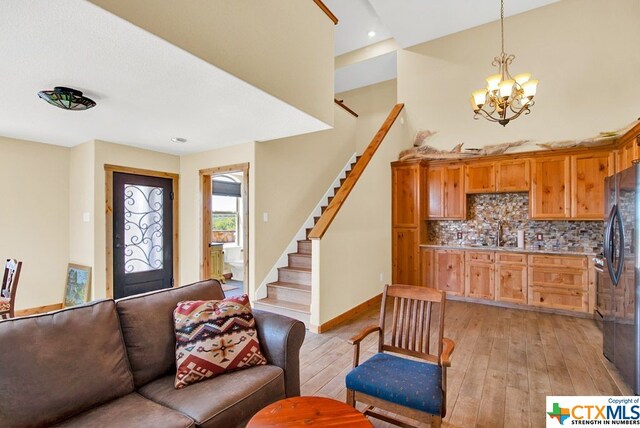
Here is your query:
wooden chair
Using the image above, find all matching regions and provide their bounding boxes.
[345,284,454,428]
[0,259,22,319]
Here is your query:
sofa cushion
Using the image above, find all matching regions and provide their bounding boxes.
[139,365,285,428]
[0,300,135,427]
[116,280,224,388]
[174,294,267,389]
[52,393,194,428]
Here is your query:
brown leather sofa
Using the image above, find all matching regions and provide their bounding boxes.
[0,280,306,427]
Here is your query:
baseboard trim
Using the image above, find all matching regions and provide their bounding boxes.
[15,303,63,317]
[310,293,382,334]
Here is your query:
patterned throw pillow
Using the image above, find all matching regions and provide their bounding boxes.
[173,294,267,389]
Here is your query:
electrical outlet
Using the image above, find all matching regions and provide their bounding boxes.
[457,231,463,239]
[536,233,544,241]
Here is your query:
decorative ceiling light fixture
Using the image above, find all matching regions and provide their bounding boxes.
[37,86,96,111]
[469,0,538,126]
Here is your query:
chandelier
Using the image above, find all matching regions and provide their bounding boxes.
[470,0,538,126]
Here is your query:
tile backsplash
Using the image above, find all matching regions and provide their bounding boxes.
[427,193,604,252]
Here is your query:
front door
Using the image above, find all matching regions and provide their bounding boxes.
[113,172,174,299]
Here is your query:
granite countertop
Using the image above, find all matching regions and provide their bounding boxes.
[419,244,599,257]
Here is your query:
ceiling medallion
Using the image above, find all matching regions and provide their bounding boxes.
[469,0,538,126]
[37,86,96,111]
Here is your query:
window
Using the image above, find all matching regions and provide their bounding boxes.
[211,174,242,246]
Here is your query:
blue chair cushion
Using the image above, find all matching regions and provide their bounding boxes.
[345,352,443,415]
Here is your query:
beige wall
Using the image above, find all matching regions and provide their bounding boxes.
[254,106,357,289]
[179,142,256,295]
[0,137,70,310]
[91,140,180,299]
[398,0,640,150]
[69,141,95,273]
[89,0,335,126]
[312,81,408,325]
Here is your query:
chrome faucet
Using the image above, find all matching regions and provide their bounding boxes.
[496,221,502,247]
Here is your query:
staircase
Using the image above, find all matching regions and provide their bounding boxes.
[253,156,361,326]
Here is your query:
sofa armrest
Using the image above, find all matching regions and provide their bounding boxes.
[253,310,306,397]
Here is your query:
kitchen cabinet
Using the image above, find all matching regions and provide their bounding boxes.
[420,247,434,288]
[465,162,495,193]
[530,156,571,219]
[434,250,464,295]
[617,136,638,172]
[495,252,527,304]
[570,152,614,219]
[427,164,465,219]
[466,159,530,193]
[528,254,589,313]
[465,251,494,299]
[391,161,427,285]
[496,159,530,192]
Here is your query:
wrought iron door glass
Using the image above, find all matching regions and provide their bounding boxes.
[123,184,164,273]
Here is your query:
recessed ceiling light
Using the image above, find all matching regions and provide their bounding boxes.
[171,137,187,144]
[367,30,376,38]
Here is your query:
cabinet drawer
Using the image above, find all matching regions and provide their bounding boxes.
[528,254,587,269]
[496,252,526,265]
[529,286,588,313]
[529,267,588,290]
[466,251,494,263]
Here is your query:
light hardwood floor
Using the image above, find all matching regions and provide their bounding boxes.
[299,300,632,428]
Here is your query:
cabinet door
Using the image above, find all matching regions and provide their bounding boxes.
[392,164,420,227]
[496,159,530,192]
[465,259,495,299]
[392,228,419,285]
[420,248,434,288]
[465,162,495,193]
[496,264,527,304]
[444,165,465,219]
[570,152,613,219]
[617,139,638,172]
[529,287,588,312]
[427,167,445,218]
[530,156,571,219]
[434,250,464,295]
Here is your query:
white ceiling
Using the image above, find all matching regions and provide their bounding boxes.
[0,1,328,155]
[330,0,561,93]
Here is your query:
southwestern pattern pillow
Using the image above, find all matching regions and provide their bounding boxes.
[173,294,267,389]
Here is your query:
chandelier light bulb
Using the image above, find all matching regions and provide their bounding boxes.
[523,79,539,98]
[486,74,501,91]
[514,73,531,85]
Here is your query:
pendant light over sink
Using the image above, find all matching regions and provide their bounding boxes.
[469,0,538,126]
[37,86,96,111]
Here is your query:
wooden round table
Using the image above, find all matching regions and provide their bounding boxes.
[247,396,373,427]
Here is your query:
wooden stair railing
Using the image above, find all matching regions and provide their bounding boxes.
[308,103,405,240]
[312,0,338,25]
[334,99,358,118]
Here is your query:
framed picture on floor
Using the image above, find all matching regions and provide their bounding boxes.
[63,264,92,307]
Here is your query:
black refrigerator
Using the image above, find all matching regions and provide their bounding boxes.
[603,164,640,394]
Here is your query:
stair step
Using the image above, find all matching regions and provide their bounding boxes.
[305,227,313,239]
[328,196,334,204]
[340,178,346,185]
[288,252,311,269]
[253,298,311,326]
[356,155,362,161]
[313,216,320,224]
[333,186,340,194]
[321,206,327,214]
[267,281,311,305]
[350,162,357,169]
[278,267,311,286]
[297,240,311,254]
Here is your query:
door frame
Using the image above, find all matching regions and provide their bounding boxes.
[200,163,249,292]
[105,164,180,299]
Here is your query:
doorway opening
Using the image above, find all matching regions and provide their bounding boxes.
[200,163,249,298]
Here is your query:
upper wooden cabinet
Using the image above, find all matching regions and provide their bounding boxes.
[617,135,639,172]
[496,159,530,192]
[530,156,571,219]
[465,162,495,193]
[570,152,614,219]
[428,164,465,219]
[392,162,426,228]
[466,159,530,193]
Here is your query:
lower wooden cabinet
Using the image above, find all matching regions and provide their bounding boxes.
[392,228,419,285]
[434,250,464,295]
[496,263,527,304]
[465,252,494,299]
[420,248,434,288]
[527,254,589,312]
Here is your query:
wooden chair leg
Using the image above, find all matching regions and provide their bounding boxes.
[346,389,355,407]
[431,415,442,428]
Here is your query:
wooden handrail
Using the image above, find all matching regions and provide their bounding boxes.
[334,98,358,117]
[313,0,338,25]
[308,103,405,240]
